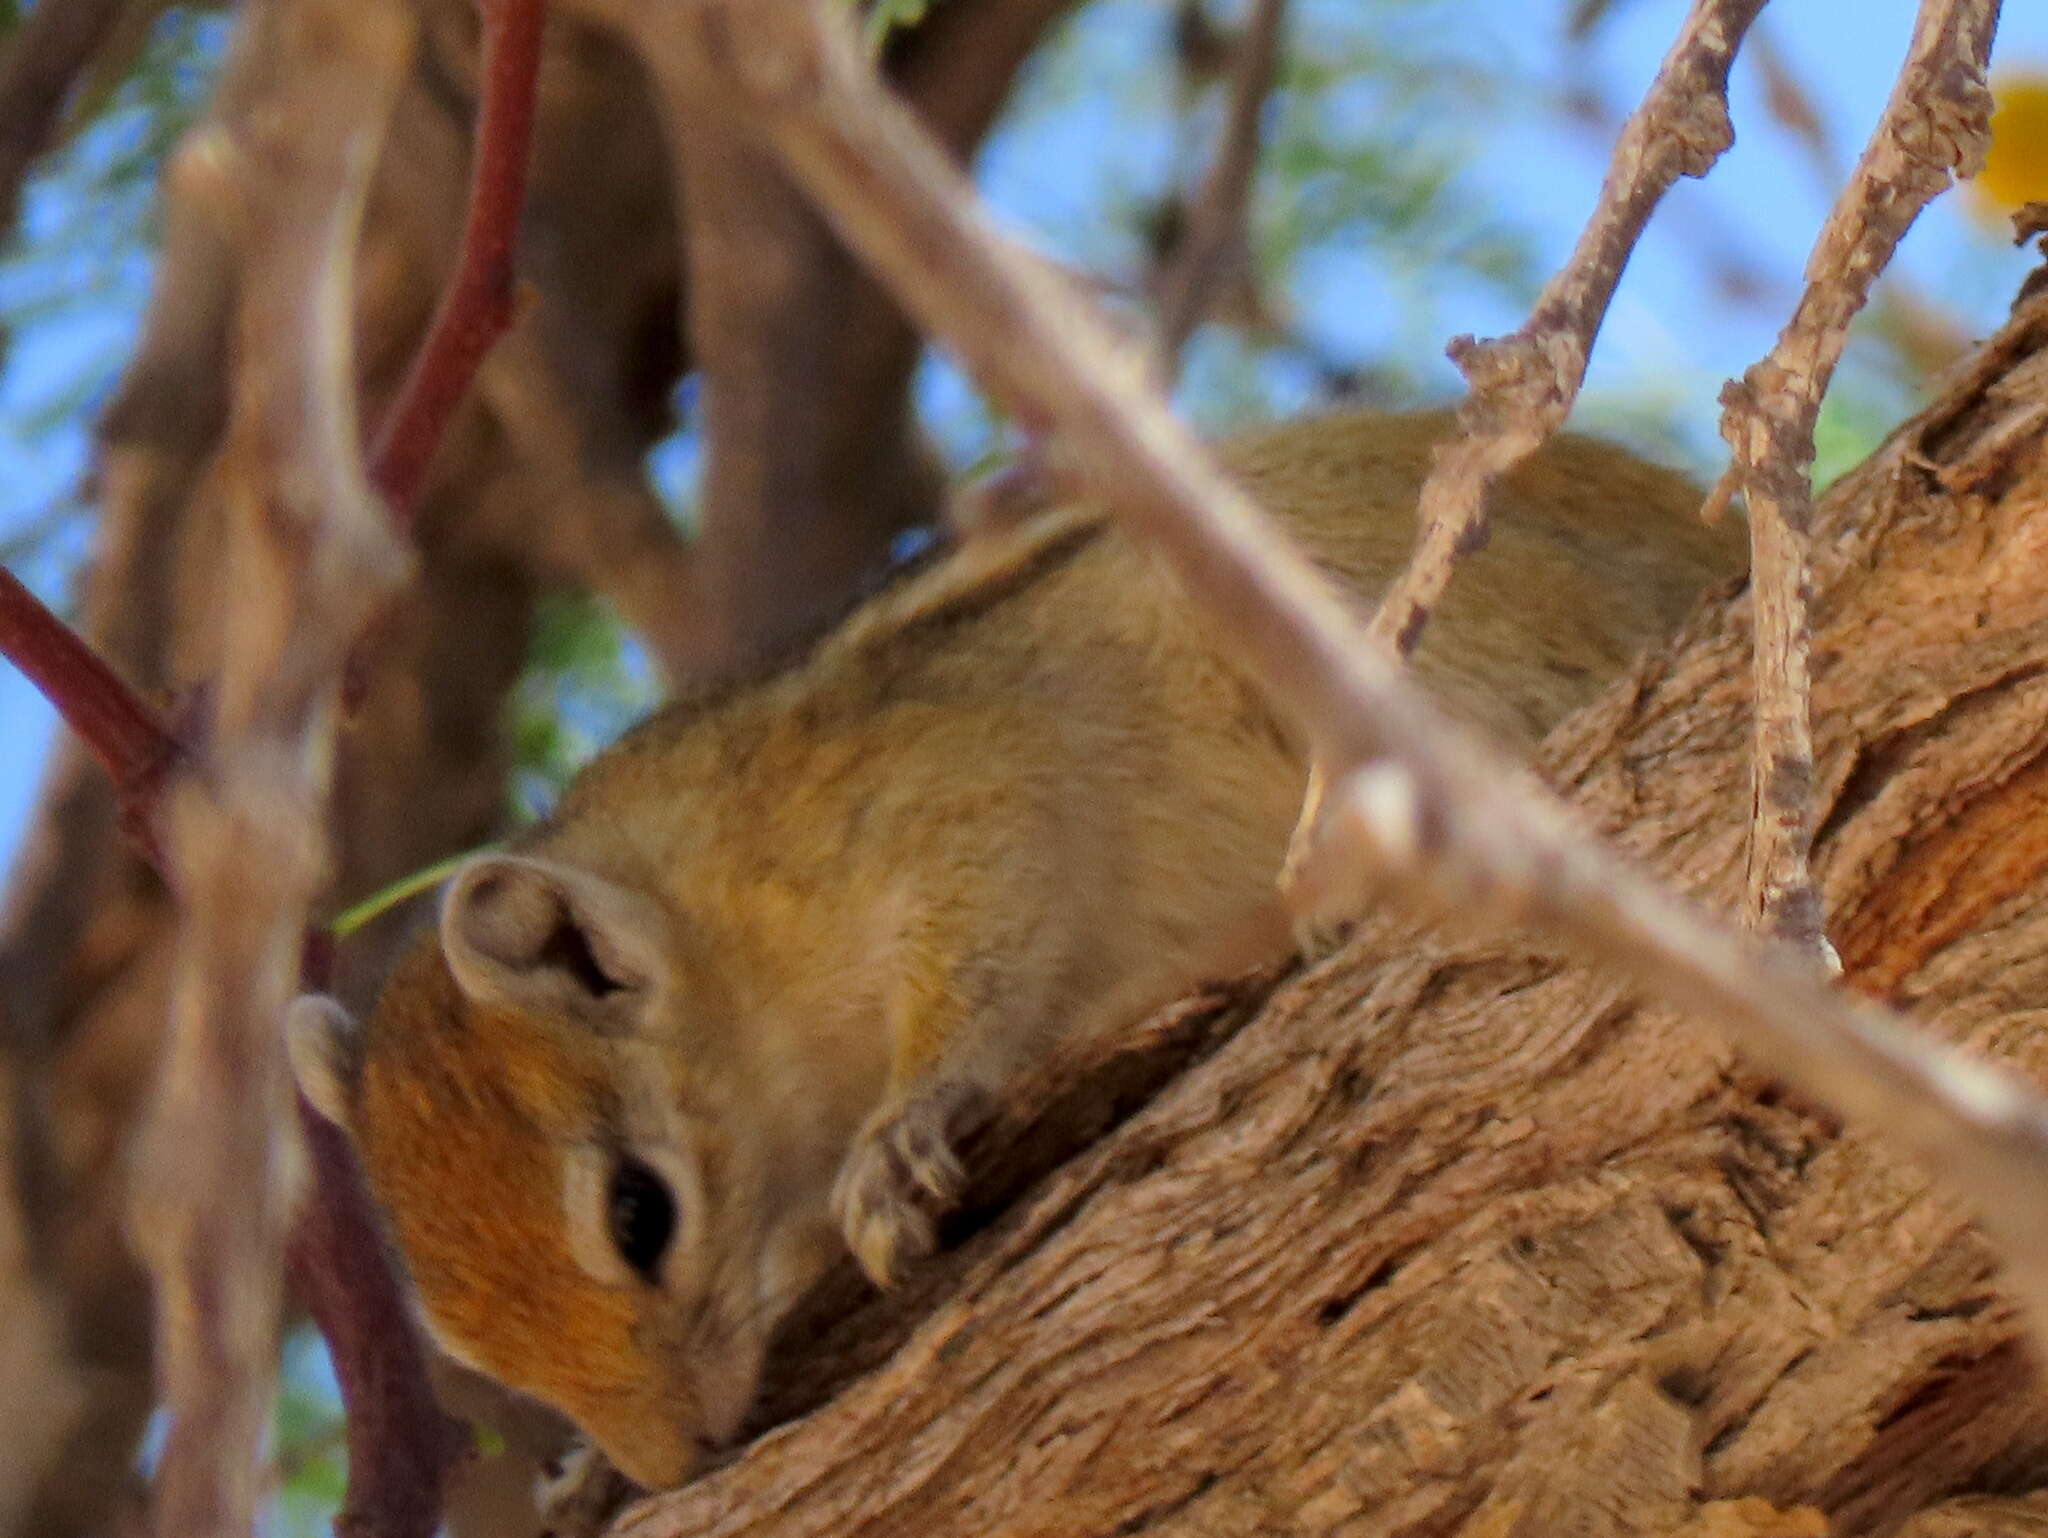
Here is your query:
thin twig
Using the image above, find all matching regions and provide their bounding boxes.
[368,0,545,524]
[291,938,467,1538]
[1713,0,1997,951]
[126,0,413,1532]
[626,0,2048,1352]
[1748,23,1972,377]
[1154,0,1287,369]
[0,566,181,863]
[1369,0,1764,658]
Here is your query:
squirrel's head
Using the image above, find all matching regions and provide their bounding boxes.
[288,853,845,1488]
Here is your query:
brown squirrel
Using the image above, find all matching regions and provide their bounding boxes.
[288,408,1746,1489]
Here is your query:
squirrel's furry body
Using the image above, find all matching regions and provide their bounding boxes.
[290,409,1747,1489]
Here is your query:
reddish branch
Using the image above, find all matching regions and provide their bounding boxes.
[287,1102,464,1538]
[0,567,182,862]
[295,933,467,1538]
[368,0,545,523]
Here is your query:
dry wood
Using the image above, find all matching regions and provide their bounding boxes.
[122,1,413,1532]
[1368,0,1764,660]
[598,280,2048,1538]
[1746,24,1972,378]
[1714,0,1997,954]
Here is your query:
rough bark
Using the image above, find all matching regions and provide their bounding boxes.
[606,297,2048,1537]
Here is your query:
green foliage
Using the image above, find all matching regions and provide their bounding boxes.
[864,0,943,52]
[271,1329,347,1538]
[506,590,657,821]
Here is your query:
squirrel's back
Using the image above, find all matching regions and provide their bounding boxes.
[534,407,1743,1056]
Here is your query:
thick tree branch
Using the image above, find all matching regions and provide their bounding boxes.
[625,0,2048,1356]
[124,0,413,1529]
[663,102,943,664]
[549,0,1079,673]
[614,299,2048,1535]
[1713,0,1996,951]
[885,0,1083,156]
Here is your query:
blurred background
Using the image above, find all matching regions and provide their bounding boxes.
[0,0,2042,1527]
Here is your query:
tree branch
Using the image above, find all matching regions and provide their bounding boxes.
[625,0,2048,1358]
[1712,0,1997,951]
[125,4,414,1531]
[885,0,1083,157]
[1368,0,1763,659]
[0,0,548,1528]
[0,568,181,865]
[0,0,574,1529]
[369,0,545,525]
[1153,0,1287,367]
[0,0,128,246]
[613,300,2048,1535]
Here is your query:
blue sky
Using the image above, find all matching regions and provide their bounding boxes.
[0,0,2045,873]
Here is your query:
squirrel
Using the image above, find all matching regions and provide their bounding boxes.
[287,408,1747,1490]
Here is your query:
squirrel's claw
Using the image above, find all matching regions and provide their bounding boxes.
[535,1440,636,1538]
[830,1081,984,1287]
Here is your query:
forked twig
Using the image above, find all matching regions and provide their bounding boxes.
[1713,0,1996,951]
[1369,0,1764,658]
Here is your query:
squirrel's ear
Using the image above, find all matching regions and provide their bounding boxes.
[439,854,668,1031]
[287,994,363,1131]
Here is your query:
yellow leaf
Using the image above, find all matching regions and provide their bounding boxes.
[1970,72,2048,217]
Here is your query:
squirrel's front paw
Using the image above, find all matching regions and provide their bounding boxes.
[536,1440,636,1538]
[831,1080,991,1288]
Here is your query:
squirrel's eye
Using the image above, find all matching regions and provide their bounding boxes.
[606,1157,676,1281]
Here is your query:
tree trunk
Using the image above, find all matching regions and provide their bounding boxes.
[612,298,2048,1538]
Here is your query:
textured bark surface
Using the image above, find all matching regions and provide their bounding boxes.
[609,300,2048,1538]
